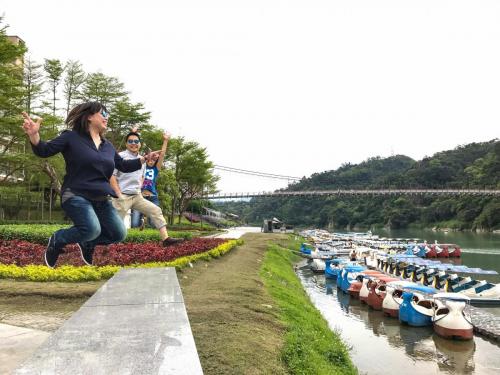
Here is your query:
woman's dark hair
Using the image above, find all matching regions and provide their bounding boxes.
[66,101,106,135]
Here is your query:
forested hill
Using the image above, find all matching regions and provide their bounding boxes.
[288,139,499,190]
[215,139,500,231]
[289,155,415,190]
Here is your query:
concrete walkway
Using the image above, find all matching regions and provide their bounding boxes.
[208,226,262,239]
[15,268,203,375]
[0,324,50,375]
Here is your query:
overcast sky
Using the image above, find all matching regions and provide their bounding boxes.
[2,1,499,193]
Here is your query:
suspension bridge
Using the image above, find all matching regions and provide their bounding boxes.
[204,189,500,199]
[210,165,500,199]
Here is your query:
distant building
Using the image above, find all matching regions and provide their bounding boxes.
[6,35,24,66]
[262,217,294,233]
[203,207,223,219]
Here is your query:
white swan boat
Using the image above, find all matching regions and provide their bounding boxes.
[433,293,473,340]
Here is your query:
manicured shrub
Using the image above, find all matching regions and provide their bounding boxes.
[0,238,226,266]
[0,239,243,282]
[0,225,191,244]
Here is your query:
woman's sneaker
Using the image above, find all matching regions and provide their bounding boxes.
[77,242,95,266]
[162,237,185,247]
[45,234,63,269]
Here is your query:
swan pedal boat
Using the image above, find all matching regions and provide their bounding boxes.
[359,274,393,303]
[366,276,400,310]
[382,281,417,318]
[399,285,437,327]
[347,270,385,298]
[433,293,473,340]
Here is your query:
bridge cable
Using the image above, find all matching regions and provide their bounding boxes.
[213,165,302,181]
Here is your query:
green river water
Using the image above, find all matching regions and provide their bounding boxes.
[373,229,500,282]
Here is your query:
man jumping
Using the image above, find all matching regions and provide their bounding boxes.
[110,131,183,247]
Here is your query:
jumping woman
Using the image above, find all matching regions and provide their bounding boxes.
[22,102,158,268]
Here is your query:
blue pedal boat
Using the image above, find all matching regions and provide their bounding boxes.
[339,264,366,293]
[399,285,437,327]
[300,243,313,255]
[324,259,346,280]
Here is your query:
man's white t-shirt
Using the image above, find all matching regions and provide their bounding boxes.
[113,150,145,194]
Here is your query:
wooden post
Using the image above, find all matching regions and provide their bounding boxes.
[41,185,44,221]
[49,186,53,222]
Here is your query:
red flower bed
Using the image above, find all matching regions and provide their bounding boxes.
[0,238,228,267]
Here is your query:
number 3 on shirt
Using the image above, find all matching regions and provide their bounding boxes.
[144,169,155,181]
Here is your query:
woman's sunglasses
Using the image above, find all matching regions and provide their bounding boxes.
[127,139,140,144]
[100,109,109,118]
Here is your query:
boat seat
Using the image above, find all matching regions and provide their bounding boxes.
[435,307,449,316]
[451,280,477,292]
[417,300,437,309]
[475,282,495,293]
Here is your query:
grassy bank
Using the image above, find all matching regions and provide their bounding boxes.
[180,233,356,374]
[261,240,357,375]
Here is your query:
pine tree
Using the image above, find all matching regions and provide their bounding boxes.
[63,60,85,116]
[23,56,44,114]
[43,58,64,117]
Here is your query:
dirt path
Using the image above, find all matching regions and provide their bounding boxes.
[0,280,102,332]
[179,232,289,375]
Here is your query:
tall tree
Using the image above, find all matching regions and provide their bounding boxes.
[63,60,85,116]
[106,99,151,147]
[23,56,44,114]
[162,137,219,224]
[0,21,64,194]
[0,19,28,183]
[43,58,64,116]
[79,72,127,108]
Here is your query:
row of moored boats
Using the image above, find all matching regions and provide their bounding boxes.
[298,230,500,341]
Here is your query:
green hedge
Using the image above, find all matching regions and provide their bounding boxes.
[0,224,192,244]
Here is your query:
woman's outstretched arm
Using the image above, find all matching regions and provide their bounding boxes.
[22,112,68,157]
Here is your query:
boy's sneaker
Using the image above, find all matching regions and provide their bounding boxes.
[77,242,95,266]
[162,237,185,247]
[45,234,62,269]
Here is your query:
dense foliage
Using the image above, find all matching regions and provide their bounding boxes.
[217,140,500,231]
